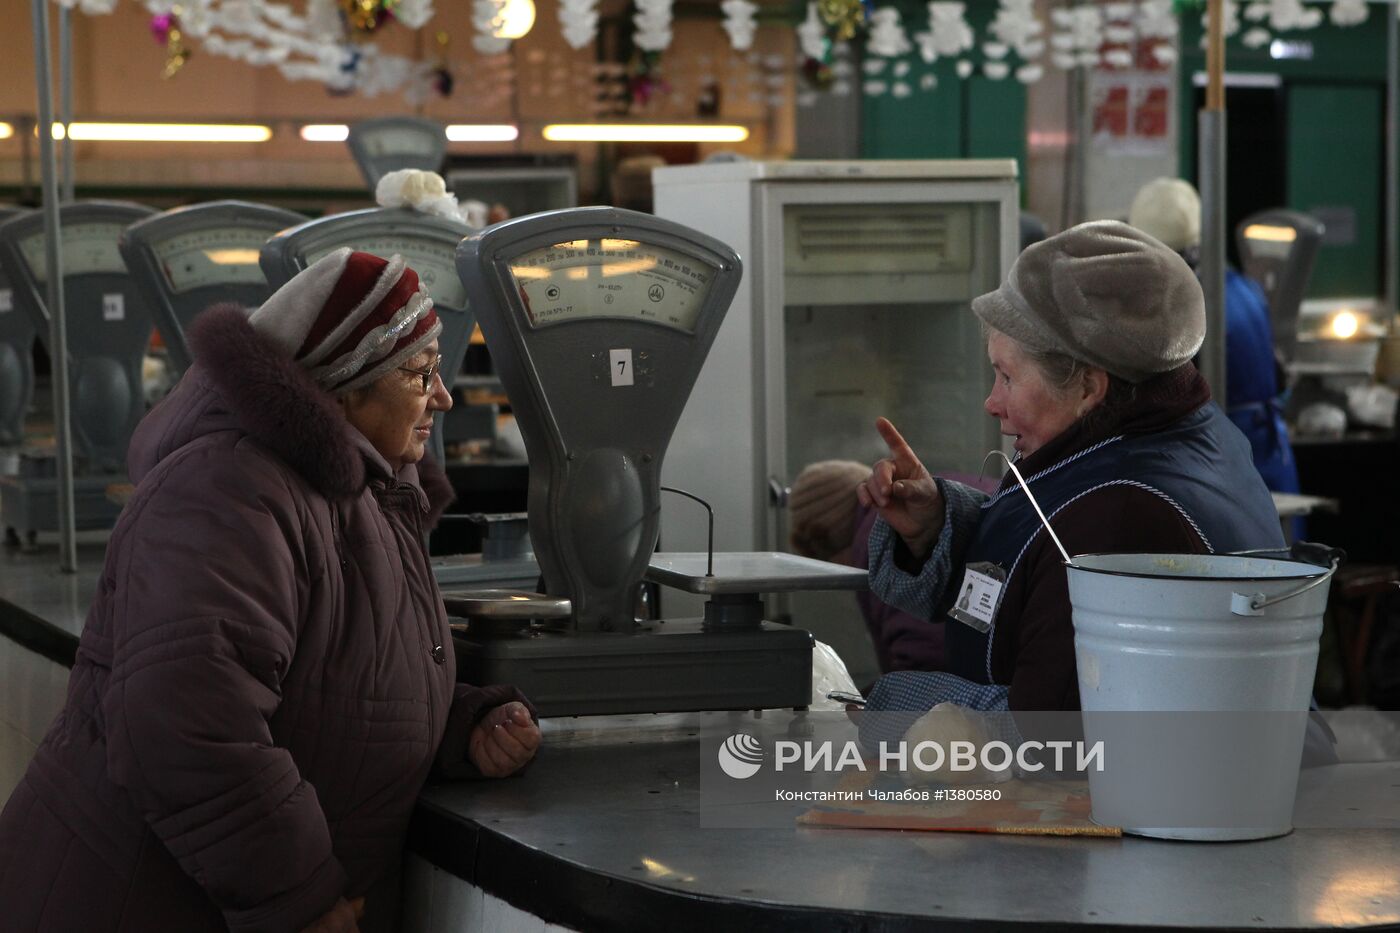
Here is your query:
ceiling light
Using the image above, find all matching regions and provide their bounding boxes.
[56,122,272,142]
[542,124,750,143]
[1330,311,1360,340]
[492,0,536,39]
[446,124,519,142]
[0,122,12,140]
[300,123,349,142]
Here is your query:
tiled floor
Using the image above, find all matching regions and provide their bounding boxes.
[0,539,105,806]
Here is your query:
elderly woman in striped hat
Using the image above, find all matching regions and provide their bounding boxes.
[0,249,539,933]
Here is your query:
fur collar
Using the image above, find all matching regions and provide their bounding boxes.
[186,304,454,518]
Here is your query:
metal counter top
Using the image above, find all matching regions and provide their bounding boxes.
[412,712,1400,932]
[3,543,1399,931]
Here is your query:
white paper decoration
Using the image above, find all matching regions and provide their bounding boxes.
[867,8,913,57]
[1138,0,1178,37]
[1241,26,1271,46]
[988,0,1044,59]
[559,0,599,49]
[721,0,758,51]
[796,2,826,60]
[915,1,974,64]
[1049,5,1103,69]
[1330,0,1369,27]
[633,0,674,52]
[1015,62,1042,83]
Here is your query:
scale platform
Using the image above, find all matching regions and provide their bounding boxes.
[646,551,868,594]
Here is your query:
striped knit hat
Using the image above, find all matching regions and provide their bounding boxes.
[249,248,442,396]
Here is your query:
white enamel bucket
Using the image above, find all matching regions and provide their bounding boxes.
[1066,552,1334,840]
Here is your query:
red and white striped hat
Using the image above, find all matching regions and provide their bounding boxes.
[250,247,442,395]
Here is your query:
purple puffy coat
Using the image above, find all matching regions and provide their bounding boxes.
[0,307,520,933]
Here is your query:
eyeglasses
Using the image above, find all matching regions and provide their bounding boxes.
[399,354,443,395]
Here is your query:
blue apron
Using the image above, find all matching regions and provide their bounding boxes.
[943,403,1286,686]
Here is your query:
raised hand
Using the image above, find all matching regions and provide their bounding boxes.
[856,417,945,558]
[299,897,363,933]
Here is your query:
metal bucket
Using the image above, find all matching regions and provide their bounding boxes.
[1066,552,1334,840]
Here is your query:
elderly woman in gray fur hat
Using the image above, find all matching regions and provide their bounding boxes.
[0,249,540,933]
[856,220,1284,717]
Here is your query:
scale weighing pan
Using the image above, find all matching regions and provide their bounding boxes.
[647,552,868,594]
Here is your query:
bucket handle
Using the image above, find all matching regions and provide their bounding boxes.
[1229,557,1340,616]
[981,450,1075,566]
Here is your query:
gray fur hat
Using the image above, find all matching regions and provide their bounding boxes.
[971,220,1205,383]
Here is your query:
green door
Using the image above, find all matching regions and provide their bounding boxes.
[1287,83,1382,298]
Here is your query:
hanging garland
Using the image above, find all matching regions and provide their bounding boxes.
[58,0,455,101]
[53,0,1384,107]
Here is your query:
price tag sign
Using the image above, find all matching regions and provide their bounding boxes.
[102,293,125,321]
[609,348,634,387]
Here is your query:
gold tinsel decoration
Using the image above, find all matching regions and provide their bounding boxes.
[162,27,190,79]
[818,0,865,41]
[342,0,385,34]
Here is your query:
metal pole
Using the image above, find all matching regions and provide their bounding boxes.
[1073,68,1090,225]
[58,3,74,202]
[31,0,78,573]
[1385,0,1398,331]
[1197,0,1228,400]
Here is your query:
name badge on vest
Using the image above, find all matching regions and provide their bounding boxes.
[948,562,1006,633]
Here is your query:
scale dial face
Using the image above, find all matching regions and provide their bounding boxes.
[508,238,715,333]
[152,227,270,294]
[19,222,128,281]
[309,235,466,310]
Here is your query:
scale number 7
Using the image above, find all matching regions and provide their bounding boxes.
[609,348,634,387]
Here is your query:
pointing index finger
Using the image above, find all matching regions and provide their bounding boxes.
[875,417,919,472]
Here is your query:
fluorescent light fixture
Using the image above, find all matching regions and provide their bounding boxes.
[300,123,349,142]
[0,122,12,140]
[542,124,750,143]
[1243,223,1297,244]
[445,124,519,142]
[53,122,272,142]
[1269,39,1313,61]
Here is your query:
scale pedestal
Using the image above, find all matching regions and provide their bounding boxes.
[449,552,864,717]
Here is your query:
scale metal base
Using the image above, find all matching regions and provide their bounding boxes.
[0,467,126,537]
[453,620,813,718]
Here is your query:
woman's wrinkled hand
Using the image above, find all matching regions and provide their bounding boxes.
[300,896,363,933]
[856,417,945,559]
[468,701,541,778]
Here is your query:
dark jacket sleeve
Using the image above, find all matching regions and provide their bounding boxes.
[1003,484,1212,711]
[100,446,347,933]
[434,684,539,780]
